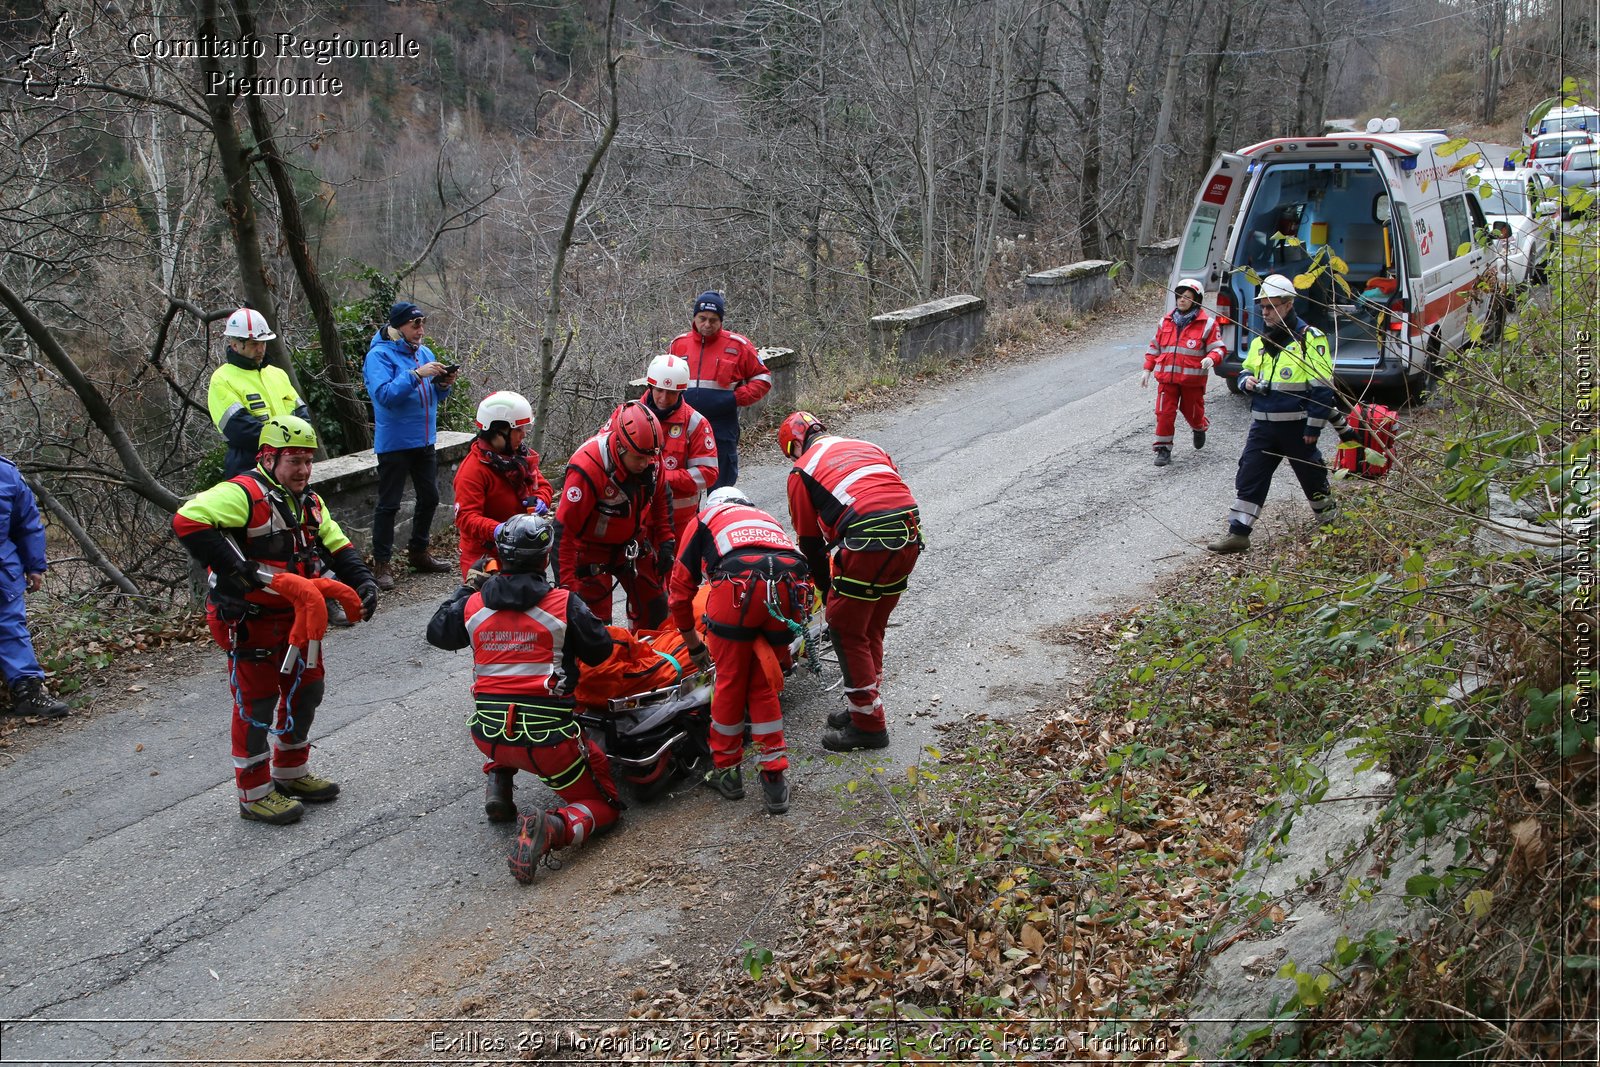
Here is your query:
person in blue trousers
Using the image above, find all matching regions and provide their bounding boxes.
[0,455,69,718]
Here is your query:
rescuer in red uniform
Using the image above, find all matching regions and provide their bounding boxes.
[635,353,718,539]
[1140,278,1224,466]
[425,514,617,883]
[779,412,922,753]
[453,390,554,580]
[669,486,812,814]
[551,400,675,629]
[668,290,771,489]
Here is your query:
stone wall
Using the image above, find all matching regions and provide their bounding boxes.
[1023,259,1117,311]
[1135,237,1181,287]
[869,295,987,365]
[309,430,476,555]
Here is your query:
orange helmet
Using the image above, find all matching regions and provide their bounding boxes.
[609,400,664,459]
[778,411,826,459]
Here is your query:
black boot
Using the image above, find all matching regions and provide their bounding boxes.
[759,770,790,815]
[822,723,889,752]
[8,678,68,719]
[826,708,852,729]
[485,770,516,823]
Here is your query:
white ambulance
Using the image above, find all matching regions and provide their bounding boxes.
[1172,128,1497,402]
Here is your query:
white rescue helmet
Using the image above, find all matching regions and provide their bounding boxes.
[475,390,534,433]
[1174,278,1204,300]
[705,486,751,508]
[1258,274,1299,302]
[646,353,690,392]
[223,307,276,342]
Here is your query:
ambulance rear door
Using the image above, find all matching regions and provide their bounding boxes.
[1172,152,1248,296]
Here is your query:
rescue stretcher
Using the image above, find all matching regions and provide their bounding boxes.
[574,611,831,797]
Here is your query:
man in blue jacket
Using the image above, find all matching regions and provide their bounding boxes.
[363,301,458,588]
[1,455,69,718]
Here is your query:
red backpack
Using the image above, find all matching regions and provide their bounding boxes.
[1335,403,1398,478]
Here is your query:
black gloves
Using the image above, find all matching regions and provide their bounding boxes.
[358,581,380,621]
[656,540,677,578]
[231,555,268,591]
[683,633,712,673]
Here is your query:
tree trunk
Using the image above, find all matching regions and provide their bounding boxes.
[193,0,304,397]
[237,120,370,450]
[1076,0,1109,260]
[0,278,183,513]
[1010,7,1050,235]
[1138,28,1185,251]
[1201,3,1235,164]
[26,477,141,596]
[532,0,621,457]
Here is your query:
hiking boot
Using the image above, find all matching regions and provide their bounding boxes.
[485,769,516,823]
[826,708,853,729]
[822,723,890,752]
[408,546,451,574]
[7,678,68,719]
[326,599,353,628]
[1313,499,1340,526]
[703,765,745,800]
[1153,447,1172,467]
[1193,429,1207,450]
[274,773,340,803]
[1207,531,1251,554]
[372,560,396,591]
[239,790,305,825]
[508,811,560,884]
[759,770,790,815]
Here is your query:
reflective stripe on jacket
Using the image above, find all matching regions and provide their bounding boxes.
[643,393,719,532]
[1238,321,1341,431]
[208,357,309,477]
[668,327,771,434]
[1142,310,1225,384]
[173,470,350,610]
[464,586,573,697]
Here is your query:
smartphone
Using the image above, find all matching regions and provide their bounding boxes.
[440,362,460,374]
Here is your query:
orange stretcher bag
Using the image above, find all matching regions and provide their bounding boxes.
[572,588,713,709]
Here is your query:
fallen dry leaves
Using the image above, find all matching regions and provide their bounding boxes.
[618,686,1268,1061]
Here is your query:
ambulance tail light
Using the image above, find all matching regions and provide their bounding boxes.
[1215,288,1234,326]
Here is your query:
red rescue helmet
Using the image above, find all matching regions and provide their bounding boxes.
[609,400,664,459]
[778,411,826,459]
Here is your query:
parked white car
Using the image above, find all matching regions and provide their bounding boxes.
[1523,104,1600,146]
[1472,170,1558,286]
[1528,131,1595,173]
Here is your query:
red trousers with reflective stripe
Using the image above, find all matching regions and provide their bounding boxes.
[825,545,919,732]
[703,578,794,772]
[1153,381,1209,448]
[208,607,326,802]
[474,734,621,848]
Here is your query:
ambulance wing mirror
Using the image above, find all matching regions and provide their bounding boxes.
[1489,220,1512,241]
[1372,193,1392,225]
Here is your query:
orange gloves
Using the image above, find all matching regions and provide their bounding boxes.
[270,572,329,647]
[310,577,365,626]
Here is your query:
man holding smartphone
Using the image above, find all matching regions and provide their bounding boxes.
[363,301,459,587]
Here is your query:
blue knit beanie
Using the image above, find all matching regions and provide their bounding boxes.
[389,301,424,328]
[692,291,725,320]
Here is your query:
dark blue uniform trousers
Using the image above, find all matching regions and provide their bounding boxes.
[1228,420,1335,536]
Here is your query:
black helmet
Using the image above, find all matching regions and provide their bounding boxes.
[495,513,553,573]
